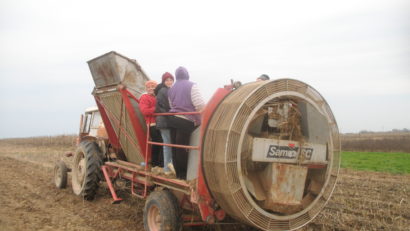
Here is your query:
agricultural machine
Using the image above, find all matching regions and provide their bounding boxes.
[54,51,341,231]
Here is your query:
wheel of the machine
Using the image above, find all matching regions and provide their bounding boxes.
[72,140,103,200]
[143,190,181,231]
[54,160,68,189]
[203,79,341,231]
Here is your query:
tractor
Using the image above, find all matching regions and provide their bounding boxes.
[54,51,341,231]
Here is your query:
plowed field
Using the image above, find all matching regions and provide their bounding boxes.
[0,143,409,231]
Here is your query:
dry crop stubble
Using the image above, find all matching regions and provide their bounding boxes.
[0,135,77,167]
[306,168,410,231]
[0,136,409,231]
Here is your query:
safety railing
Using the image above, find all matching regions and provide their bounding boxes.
[144,111,202,170]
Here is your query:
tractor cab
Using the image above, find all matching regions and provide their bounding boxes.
[79,106,107,141]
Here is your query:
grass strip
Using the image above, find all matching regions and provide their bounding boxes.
[341,151,410,174]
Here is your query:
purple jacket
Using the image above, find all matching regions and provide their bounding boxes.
[168,67,201,125]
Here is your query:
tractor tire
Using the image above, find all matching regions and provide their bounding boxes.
[54,160,68,189]
[72,140,103,200]
[143,190,181,231]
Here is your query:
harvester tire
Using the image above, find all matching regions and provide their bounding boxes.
[54,160,68,189]
[143,190,181,231]
[72,140,103,200]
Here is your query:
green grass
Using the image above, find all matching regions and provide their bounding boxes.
[341,151,410,174]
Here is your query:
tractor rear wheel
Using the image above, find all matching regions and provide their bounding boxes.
[143,190,181,231]
[72,140,103,200]
[54,160,68,189]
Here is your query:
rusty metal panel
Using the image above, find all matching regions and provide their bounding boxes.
[261,163,308,207]
[252,137,327,164]
[88,51,150,98]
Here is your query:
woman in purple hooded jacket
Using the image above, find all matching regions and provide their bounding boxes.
[168,66,205,179]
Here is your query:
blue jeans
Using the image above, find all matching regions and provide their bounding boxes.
[160,129,172,172]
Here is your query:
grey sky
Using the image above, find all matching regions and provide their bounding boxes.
[0,0,409,138]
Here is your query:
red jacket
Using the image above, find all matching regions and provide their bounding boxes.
[139,94,156,125]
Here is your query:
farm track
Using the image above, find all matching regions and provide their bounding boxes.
[0,144,409,231]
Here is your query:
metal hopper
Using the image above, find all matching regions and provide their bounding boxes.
[88,51,150,164]
[88,51,149,98]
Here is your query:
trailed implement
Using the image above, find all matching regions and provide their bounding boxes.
[54,51,340,231]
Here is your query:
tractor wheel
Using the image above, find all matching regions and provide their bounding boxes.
[54,160,68,189]
[143,190,181,231]
[72,140,103,200]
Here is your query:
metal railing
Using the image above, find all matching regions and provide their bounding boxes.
[144,111,202,170]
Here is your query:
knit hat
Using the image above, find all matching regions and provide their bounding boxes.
[162,72,174,83]
[145,80,158,88]
[257,74,270,81]
[175,66,190,80]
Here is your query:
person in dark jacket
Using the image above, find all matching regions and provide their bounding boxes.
[168,66,205,179]
[154,72,175,175]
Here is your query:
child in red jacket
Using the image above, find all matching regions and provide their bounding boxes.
[139,80,158,125]
[139,80,163,167]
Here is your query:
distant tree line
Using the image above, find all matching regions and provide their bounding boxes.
[341,131,410,153]
[358,128,410,134]
[0,135,77,148]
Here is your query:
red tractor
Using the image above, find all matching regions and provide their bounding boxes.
[54,51,341,231]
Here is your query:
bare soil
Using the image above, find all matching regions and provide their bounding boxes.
[0,156,146,231]
[0,143,409,231]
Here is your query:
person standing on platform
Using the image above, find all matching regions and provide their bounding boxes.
[168,66,205,179]
[139,80,163,167]
[154,72,175,175]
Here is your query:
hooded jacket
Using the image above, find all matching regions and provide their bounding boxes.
[168,67,201,125]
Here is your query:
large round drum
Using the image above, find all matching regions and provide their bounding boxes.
[202,79,341,230]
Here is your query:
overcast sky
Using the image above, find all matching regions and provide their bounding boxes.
[0,0,409,138]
